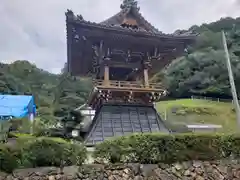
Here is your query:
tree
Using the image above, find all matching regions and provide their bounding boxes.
[0,61,92,126]
[164,49,240,97]
[162,17,240,98]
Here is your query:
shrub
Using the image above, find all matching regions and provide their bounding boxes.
[0,144,20,173]
[65,142,87,166]
[13,133,37,147]
[11,133,35,138]
[94,133,240,164]
[0,137,87,172]
[93,137,127,163]
[9,118,32,133]
[20,137,87,167]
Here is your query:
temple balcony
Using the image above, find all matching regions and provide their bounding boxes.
[87,80,167,110]
[93,80,165,92]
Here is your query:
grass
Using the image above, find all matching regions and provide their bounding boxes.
[156,99,237,133]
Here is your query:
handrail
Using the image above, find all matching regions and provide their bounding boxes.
[93,80,164,90]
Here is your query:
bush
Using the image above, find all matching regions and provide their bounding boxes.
[20,137,87,167]
[0,144,20,173]
[9,118,32,133]
[13,133,37,146]
[0,137,87,172]
[94,133,240,164]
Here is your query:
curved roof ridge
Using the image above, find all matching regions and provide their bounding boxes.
[100,8,130,25]
[99,5,161,34]
[131,7,161,34]
[65,8,197,38]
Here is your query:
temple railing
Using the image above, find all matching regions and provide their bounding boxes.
[93,80,165,91]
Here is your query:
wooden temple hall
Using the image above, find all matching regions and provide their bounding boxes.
[66,0,196,146]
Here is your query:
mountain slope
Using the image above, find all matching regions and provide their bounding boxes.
[152,17,240,98]
[0,60,92,125]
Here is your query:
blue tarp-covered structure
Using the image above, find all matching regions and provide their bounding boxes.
[0,95,36,120]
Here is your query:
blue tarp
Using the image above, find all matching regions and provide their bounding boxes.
[0,95,36,119]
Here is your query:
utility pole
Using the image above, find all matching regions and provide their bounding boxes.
[222,31,240,128]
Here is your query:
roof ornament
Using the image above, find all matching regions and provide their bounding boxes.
[77,14,84,21]
[66,9,75,20]
[120,0,140,11]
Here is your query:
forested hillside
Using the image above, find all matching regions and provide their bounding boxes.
[0,61,92,125]
[156,17,240,98]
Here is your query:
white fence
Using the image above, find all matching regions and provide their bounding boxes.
[190,95,234,104]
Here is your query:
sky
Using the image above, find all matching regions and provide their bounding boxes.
[0,0,240,74]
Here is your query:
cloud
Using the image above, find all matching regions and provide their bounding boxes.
[0,0,239,74]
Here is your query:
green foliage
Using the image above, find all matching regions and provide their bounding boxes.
[0,120,11,142]
[20,138,86,167]
[0,144,20,173]
[158,17,240,98]
[164,49,238,97]
[0,137,87,172]
[94,133,240,164]
[0,60,92,126]
[193,17,240,33]
[14,118,32,134]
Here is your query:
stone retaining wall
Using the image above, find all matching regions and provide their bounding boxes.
[1,159,240,180]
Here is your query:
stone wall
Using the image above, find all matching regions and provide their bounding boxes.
[1,159,240,180]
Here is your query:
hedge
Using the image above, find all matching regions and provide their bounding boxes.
[0,137,87,172]
[94,133,240,164]
[0,145,20,173]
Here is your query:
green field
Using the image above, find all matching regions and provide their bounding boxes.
[156,99,237,133]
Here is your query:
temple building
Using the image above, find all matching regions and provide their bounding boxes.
[65,0,196,146]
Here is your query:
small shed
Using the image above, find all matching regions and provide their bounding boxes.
[0,95,36,119]
[0,95,36,141]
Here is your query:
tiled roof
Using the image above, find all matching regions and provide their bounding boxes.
[100,6,161,34]
[84,105,169,146]
[66,9,196,40]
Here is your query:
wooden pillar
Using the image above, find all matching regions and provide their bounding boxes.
[143,60,151,88]
[144,68,149,87]
[103,65,109,86]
